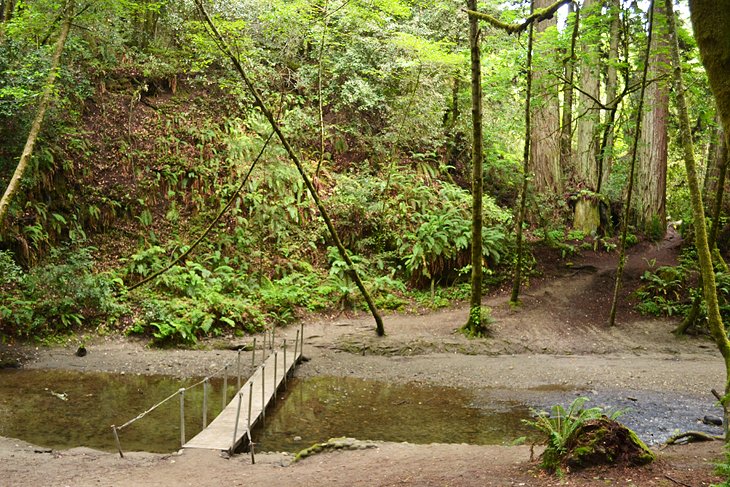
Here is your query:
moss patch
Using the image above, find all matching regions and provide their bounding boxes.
[294,437,378,462]
[563,417,655,470]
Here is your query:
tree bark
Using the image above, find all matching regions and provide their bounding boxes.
[530,0,563,198]
[463,0,486,335]
[575,0,601,192]
[559,2,577,174]
[681,0,730,439]
[0,1,73,228]
[635,1,669,238]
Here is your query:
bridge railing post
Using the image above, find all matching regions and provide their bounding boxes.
[203,378,208,428]
[179,388,186,448]
[273,351,278,404]
[251,337,257,367]
[231,391,243,453]
[222,365,228,411]
[261,363,266,426]
[237,350,242,391]
[283,339,287,386]
[111,425,124,458]
[247,381,253,432]
[294,330,299,363]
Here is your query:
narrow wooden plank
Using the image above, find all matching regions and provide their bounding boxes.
[183,345,300,451]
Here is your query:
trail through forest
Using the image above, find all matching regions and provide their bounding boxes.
[0,230,726,485]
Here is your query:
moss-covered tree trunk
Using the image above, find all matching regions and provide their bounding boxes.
[463,0,485,334]
[0,1,73,229]
[682,0,730,436]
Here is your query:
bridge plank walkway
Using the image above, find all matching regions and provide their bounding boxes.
[183,344,301,452]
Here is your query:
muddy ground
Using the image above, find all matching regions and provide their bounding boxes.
[1,230,728,485]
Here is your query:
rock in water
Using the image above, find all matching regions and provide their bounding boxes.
[703,415,723,426]
[75,346,87,357]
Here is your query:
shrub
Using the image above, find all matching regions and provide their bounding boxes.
[0,247,127,340]
[523,397,623,474]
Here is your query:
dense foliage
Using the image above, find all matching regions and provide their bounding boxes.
[0,0,721,344]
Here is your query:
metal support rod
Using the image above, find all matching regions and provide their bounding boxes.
[232,391,243,452]
[300,323,304,359]
[179,388,186,447]
[283,339,287,386]
[112,425,124,458]
[203,379,208,428]
[249,430,255,464]
[237,350,242,391]
[262,331,267,357]
[273,351,278,404]
[222,365,228,411]
[271,325,275,350]
[294,329,299,363]
[251,337,257,367]
[247,381,253,431]
[261,364,266,426]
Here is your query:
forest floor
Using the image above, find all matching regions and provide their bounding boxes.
[1,227,728,486]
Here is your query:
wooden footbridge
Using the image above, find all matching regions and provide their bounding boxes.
[183,334,302,452]
[111,325,304,456]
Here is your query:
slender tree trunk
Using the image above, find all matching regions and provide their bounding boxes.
[678,0,730,438]
[530,0,562,197]
[559,3,577,173]
[1,0,14,22]
[463,0,485,335]
[194,0,385,336]
[599,0,621,190]
[0,1,73,228]
[510,17,535,306]
[635,1,669,238]
[608,0,655,327]
[315,0,329,178]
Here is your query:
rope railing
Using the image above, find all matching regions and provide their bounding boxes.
[111,323,304,458]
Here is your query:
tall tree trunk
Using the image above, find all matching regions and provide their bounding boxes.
[530,0,562,198]
[634,1,669,238]
[463,0,486,335]
[0,1,73,228]
[680,0,730,440]
[703,123,728,219]
[575,0,600,191]
[559,3,577,173]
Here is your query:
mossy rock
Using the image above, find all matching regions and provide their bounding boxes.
[294,437,377,462]
[563,417,655,470]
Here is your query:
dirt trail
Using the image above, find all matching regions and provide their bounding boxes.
[0,231,726,485]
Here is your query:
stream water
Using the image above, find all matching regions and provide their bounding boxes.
[0,369,722,453]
